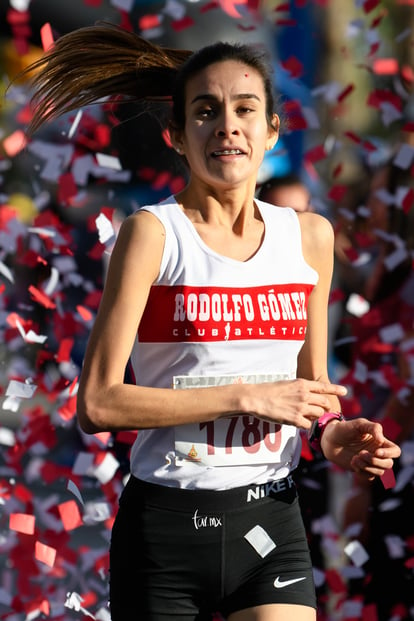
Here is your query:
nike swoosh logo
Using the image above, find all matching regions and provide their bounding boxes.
[274,576,307,589]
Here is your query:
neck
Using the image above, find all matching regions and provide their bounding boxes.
[175,180,258,231]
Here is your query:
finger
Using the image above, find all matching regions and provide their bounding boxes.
[352,452,395,473]
[354,419,386,445]
[376,441,402,458]
[311,381,348,397]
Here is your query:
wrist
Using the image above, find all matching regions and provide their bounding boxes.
[309,411,345,453]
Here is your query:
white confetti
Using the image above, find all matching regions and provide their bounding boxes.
[96,153,122,171]
[90,452,120,485]
[6,379,37,399]
[379,323,405,344]
[344,540,369,567]
[96,213,115,245]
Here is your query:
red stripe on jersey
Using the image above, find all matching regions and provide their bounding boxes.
[138,283,315,343]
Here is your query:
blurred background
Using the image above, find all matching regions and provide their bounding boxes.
[0,1,414,620]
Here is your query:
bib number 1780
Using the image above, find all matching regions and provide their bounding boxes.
[200,417,281,455]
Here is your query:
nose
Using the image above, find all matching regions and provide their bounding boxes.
[215,108,240,137]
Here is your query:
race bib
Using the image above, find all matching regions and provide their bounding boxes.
[173,373,296,467]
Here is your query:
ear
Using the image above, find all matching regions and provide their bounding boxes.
[266,113,280,151]
[168,121,185,155]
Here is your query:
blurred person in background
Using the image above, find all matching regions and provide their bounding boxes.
[257,173,312,213]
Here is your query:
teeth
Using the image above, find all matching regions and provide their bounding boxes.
[213,149,242,155]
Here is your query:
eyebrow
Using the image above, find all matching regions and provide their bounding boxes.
[190,93,261,104]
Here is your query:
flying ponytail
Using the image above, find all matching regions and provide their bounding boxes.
[17,22,193,135]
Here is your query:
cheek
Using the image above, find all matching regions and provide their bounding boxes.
[251,126,270,151]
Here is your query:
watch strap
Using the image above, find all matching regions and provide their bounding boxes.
[309,411,345,453]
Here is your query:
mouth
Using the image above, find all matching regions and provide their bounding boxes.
[211,148,245,157]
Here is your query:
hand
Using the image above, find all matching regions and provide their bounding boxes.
[321,417,401,479]
[249,378,347,429]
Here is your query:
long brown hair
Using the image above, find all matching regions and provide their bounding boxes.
[19,22,192,134]
[15,22,276,136]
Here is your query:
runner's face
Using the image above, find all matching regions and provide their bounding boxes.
[175,60,278,190]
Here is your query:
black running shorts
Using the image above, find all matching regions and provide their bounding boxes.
[109,475,316,620]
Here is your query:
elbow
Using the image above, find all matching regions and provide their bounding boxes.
[76,391,108,435]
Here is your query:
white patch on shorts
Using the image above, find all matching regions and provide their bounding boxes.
[244,524,276,558]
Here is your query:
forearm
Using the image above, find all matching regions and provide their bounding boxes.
[77,376,349,435]
[77,381,245,434]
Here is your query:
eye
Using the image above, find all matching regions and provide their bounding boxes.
[197,107,216,118]
[237,105,255,114]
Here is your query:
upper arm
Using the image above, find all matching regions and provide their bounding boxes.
[297,212,335,381]
[78,210,165,394]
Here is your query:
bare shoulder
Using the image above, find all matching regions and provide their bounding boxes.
[297,211,335,271]
[107,208,166,286]
[117,208,166,243]
[298,211,334,243]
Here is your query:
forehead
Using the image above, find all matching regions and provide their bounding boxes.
[185,60,265,102]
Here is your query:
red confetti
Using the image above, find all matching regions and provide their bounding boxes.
[57,338,73,363]
[344,131,362,144]
[2,130,27,157]
[337,84,355,102]
[325,568,347,593]
[363,0,380,12]
[372,58,399,75]
[300,434,314,461]
[275,2,290,10]
[9,513,35,535]
[367,89,402,111]
[362,603,379,621]
[40,22,54,51]
[281,56,304,79]
[88,241,106,261]
[283,100,307,130]
[402,188,414,213]
[380,468,396,490]
[342,247,360,263]
[58,172,78,204]
[14,483,33,504]
[275,19,297,26]
[116,430,138,445]
[76,305,93,322]
[58,394,77,422]
[170,176,186,194]
[152,171,172,191]
[381,417,402,442]
[328,185,348,202]
[219,0,247,18]
[0,206,18,229]
[6,8,30,25]
[139,14,161,30]
[28,285,56,310]
[200,1,221,13]
[35,541,56,567]
[304,144,326,164]
[237,24,257,31]
[401,64,414,83]
[58,500,83,531]
[330,288,346,304]
[171,17,195,32]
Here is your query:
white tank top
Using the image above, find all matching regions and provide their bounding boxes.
[129,196,319,490]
